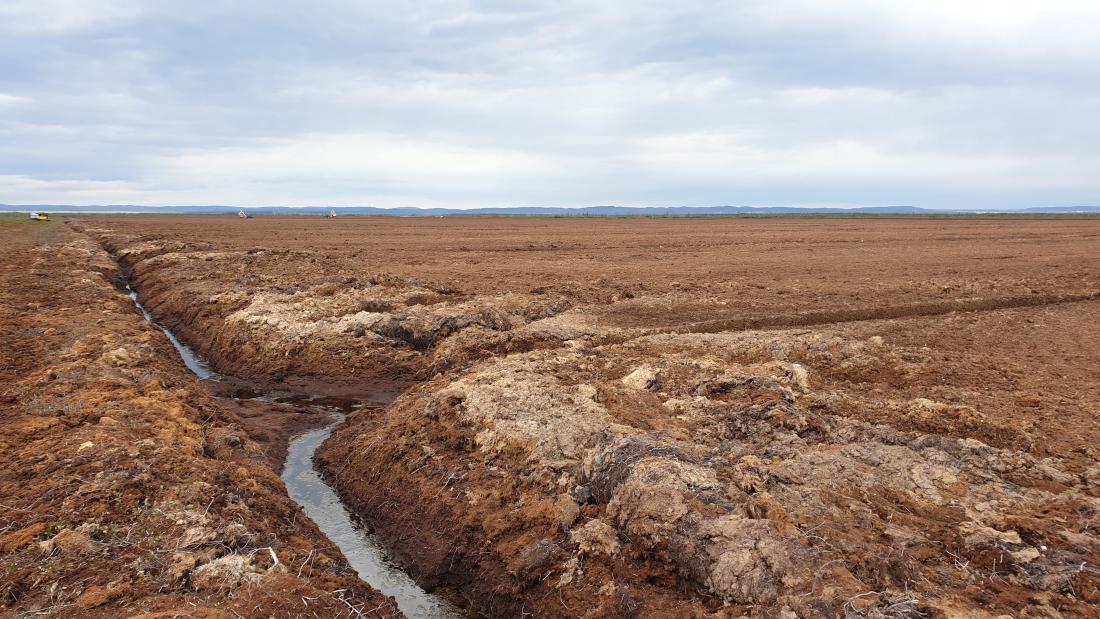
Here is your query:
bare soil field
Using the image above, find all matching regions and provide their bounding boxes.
[6,215,1100,617]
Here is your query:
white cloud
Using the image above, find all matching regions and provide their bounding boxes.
[0,93,30,107]
[0,0,140,34]
[631,133,1098,191]
[0,175,149,202]
[749,0,1100,53]
[159,132,556,190]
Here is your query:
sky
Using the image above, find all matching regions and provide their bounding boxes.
[1,0,1098,209]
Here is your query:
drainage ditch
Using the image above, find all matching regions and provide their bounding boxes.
[125,283,463,618]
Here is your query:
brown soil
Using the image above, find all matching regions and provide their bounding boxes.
[0,220,399,617]
[19,215,1100,617]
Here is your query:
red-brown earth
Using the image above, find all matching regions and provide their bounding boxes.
[0,219,399,617]
[8,215,1100,617]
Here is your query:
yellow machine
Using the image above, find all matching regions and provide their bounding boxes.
[29,212,49,221]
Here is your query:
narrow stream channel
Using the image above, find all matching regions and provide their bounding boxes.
[127,286,219,380]
[125,284,462,618]
[283,413,462,617]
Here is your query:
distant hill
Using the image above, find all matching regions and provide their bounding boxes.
[3,204,1098,216]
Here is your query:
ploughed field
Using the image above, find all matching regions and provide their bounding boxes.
[5,215,1100,617]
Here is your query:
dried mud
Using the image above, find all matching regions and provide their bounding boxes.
[18,216,1100,617]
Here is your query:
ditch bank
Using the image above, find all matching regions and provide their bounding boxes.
[119,240,465,618]
[80,225,583,401]
[316,333,1100,617]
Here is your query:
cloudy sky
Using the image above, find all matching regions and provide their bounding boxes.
[1,1,1097,208]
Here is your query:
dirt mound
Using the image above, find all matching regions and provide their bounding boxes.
[321,332,1100,616]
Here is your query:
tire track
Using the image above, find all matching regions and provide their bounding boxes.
[664,291,1100,334]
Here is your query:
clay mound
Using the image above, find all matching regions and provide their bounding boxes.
[325,330,1100,616]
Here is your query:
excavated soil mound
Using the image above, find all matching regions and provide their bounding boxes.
[319,331,1100,617]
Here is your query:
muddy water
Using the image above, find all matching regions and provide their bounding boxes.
[283,413,462,617]
[126,285,462,618]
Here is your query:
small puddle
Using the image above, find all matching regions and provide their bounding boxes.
[126,284,462,618]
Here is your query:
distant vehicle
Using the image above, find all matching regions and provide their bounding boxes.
[29,212,49,221]
[329,209,337,218]
[237,210,252,219]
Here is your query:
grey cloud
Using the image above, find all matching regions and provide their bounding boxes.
[0,0,1097,208]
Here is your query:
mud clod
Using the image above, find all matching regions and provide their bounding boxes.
[190,553,263,591]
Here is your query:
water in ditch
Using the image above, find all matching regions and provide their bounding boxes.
[127,286,219,380]
[126,284,462,618]
[283,413,463,617]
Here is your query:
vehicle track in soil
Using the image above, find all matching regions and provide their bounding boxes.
[666,291,1100,334]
